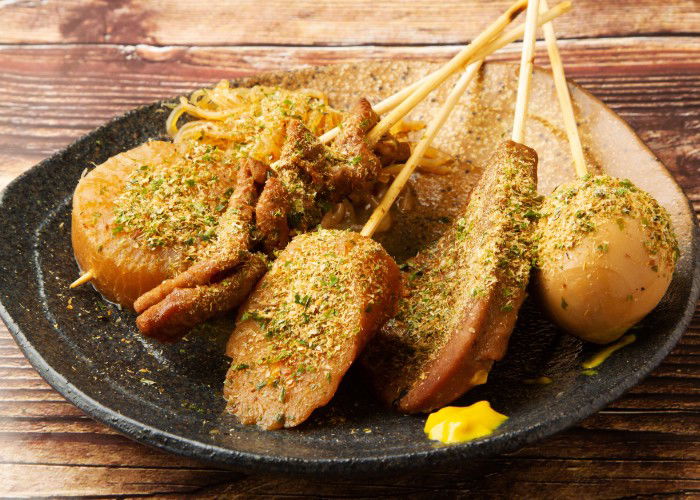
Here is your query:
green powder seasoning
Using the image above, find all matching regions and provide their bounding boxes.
[536,175,679,272]
[111,144,235,261]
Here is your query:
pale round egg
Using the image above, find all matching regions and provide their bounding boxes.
[535,175,678,344]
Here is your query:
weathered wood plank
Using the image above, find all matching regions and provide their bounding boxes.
[0,0,699,46]
[0,463,233,497]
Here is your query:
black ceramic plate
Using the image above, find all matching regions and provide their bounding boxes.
[0,62,698,475]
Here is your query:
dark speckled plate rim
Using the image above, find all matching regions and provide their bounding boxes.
[1,63,699,476]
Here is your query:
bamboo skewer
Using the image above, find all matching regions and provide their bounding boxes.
[469,1,570,68]
[361,0,568,237]
[318,0,572,145]
[361,61,483,237]
[512,0,540,143]
[70,269,95,289]
[540,0,588,177]
[364,0,528,148]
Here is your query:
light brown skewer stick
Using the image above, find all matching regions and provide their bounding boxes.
[512,0,540,143]
[319,0,572,145]
[318,78,426,144]
[470,1,570,69]
[540,0,588,177]
[361,61,483,237]
[364,0,528,148]
[69,269,95,288]
[71,2,574,289]
[364,0,541,236]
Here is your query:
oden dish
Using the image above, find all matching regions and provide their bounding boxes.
[0,55,696,472]
[56,0,687,441]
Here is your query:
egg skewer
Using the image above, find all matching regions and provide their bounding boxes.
[535,0,679,344]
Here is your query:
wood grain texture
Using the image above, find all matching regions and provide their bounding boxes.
[1,37,699,196]
[0,0,699,46]
[0,1,699,496]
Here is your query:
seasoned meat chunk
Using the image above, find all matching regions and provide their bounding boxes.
[224,229,401,429]
[135,254,268,342]
[255,177,291,254]
[326,98,382,198]
[264,98,384,235]
[375,136,411,167]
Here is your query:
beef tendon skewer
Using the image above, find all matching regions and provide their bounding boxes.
[223,31,496,429]
[261,98,383,249]
[363,0,545,413]
[134,98,396,341]
[534,0,678,344]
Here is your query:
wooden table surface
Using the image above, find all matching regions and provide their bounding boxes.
[0,1,698,497]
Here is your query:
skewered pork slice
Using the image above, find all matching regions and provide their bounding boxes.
[224,229,401,429]
[362,140,541,413]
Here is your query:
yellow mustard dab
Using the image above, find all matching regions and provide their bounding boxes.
[523,376,553,385]
[424,401,508,444]
[582,334,636,370]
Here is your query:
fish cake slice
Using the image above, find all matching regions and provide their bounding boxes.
[362,140,540,413]
[224,229,401,429]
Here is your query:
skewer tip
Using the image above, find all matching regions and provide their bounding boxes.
[70,269,95,289]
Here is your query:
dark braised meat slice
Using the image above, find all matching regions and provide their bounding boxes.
[223,229,401,430]
[255,176,291,254]
[134,158,266,341]
[326,97,382,198]
[257,98,395,252]
[135,254,267,342]
[362,141,541,413]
